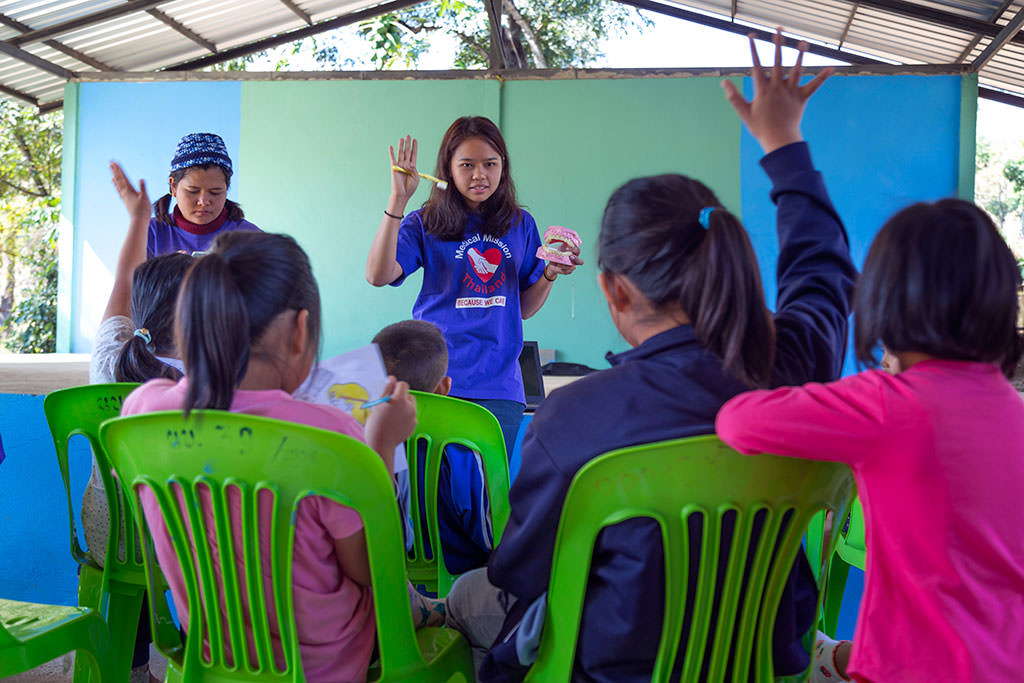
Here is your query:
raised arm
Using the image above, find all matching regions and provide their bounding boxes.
[366,136,419,286]
[101,162,151,321]
[724,31,856,386]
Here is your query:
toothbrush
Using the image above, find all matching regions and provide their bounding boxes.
[392,165,449,190]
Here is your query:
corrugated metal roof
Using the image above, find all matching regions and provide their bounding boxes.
[0,0,1023,109]
[0,0,400,107]
[650,0,1024,100]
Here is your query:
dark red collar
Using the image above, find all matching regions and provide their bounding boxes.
[173,205,228,234]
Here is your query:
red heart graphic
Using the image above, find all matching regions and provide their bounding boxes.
[467,247,502,282]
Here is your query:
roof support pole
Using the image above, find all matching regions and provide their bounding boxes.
[484,0,508,69]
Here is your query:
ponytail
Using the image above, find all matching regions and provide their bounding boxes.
[178,252,251,415]
[114,334,182,383]
[678,209,775,387]
[115,252,192,383]
[177,231,322,416]
[599,174,775,388]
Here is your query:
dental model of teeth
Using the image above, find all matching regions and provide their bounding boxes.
[536,225,581,265]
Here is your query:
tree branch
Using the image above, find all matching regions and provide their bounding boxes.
[12,130,49,195]
[0,175,48,198]
[503,0,546,67]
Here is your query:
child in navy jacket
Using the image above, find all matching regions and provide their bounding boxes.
[445,32,857,682]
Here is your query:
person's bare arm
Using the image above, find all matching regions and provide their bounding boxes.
[520,250,583,320]
[102,162,151,321]
[366,136,419,286]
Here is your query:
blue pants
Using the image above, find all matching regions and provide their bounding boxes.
[463,398,524,461]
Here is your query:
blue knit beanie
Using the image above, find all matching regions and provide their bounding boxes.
[169,133,232,176]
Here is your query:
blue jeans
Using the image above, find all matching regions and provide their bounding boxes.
[463,398,524,461]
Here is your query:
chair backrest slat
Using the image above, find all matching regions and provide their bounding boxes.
[527,435,854,682]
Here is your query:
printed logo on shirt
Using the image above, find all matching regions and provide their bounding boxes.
[454,234,513,301]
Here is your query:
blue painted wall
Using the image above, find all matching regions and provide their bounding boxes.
[68,82,242,354]
[742,75,967,373]
[0,394,81,605]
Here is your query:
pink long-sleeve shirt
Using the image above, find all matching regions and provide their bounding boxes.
[716,359,1024,682]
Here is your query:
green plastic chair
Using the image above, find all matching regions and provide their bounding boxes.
[100,409,473,682]
[817,497,867,637]
[404,391,511,597]
[525,435,855,683]
[43,383,180,683]
[0,597,115,680]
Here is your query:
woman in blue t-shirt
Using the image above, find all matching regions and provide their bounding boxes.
[366,116,581,451]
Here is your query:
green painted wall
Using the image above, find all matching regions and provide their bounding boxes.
[239,77,741,367]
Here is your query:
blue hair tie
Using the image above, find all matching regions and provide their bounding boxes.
[698,206,717,229]
[133,328,152,345]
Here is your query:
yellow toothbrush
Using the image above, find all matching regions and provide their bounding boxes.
[392,165,449,190]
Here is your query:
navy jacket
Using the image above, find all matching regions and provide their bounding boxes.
[482,142,857,681]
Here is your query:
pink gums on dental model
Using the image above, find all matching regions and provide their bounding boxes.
[536,225,581,266]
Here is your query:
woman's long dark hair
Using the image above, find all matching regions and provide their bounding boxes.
[177,231,321,415]
[114,253,192,383]
[854,198,1023,377]
[421,116,521,240]
[153,164,245,224]
[599,174,775,388]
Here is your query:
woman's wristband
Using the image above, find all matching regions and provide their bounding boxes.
[384,209,403,220]
[543,266,557,282]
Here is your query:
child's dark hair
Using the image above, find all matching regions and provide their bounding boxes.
[854,198,1023,377]
[114,253,192,383]
[599,174,775,388]
[153,164,245,224]
[421,116,520,241]
[373,320,449,392]
[177,231,321,415]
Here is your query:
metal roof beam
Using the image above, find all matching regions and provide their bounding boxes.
[613,0,878,64]
[146,8,217,53]
[0,81,38,107]
[853,0,1024,46]
[0,12,115,70]
[277,0,313,25]
[164,0,426,71]
[971,6,1024,71]
[956,0,1015,62]
[0,40,76,79]
[11,0,167,46]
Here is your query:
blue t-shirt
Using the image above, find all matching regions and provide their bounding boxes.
[146,216,261,258]
[391,209,546,403]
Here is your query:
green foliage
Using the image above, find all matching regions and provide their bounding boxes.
[976,136,1024,233]
[355,0,649,70]
[0,100,61,354]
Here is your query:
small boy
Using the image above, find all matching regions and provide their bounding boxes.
[373,320,493,575]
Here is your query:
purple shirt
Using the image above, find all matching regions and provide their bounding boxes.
[146,216,261,258]
[391,209,545,403]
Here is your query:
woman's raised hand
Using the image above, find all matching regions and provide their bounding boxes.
[110,161,150,224]
[722,28,833,154]
[389,135,420,205]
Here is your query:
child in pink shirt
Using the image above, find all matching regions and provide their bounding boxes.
[122,231,439,682]
[716,199,1024,682]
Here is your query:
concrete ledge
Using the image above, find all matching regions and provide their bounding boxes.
[0,354,90,395]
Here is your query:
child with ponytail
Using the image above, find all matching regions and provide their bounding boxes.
[120,230,439,681]
[445,32,857,681]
